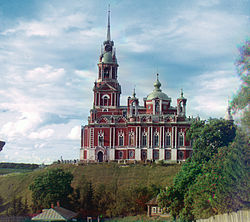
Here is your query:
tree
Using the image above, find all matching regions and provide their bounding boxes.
[29,168,73,211]
[184,129,249,220]
[187,118,236,163]
[158,119,238,221]
[231,40,250,130]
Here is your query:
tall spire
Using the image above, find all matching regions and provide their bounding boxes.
[107,5,111,41]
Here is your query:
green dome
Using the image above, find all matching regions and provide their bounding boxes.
[147,74,170,100]
[147,91,170,100]
[101,52,114,63]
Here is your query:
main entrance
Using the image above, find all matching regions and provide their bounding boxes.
[97,151,104,162]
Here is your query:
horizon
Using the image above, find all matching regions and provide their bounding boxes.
[0,0,249,164]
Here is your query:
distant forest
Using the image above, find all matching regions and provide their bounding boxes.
[0,162,39,170]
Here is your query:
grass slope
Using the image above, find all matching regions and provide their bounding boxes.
[0,163,181,215]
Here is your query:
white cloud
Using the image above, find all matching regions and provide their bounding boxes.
[26,65,65,82]
[29,129,54,139]
[0,112,42,139]
[187,69,240,118]
[68,126,81,140]
[75,70,96,80]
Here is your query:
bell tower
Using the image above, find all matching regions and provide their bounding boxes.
[93,7,121,109]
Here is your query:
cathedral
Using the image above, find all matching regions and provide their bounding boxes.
[80,11,192,162]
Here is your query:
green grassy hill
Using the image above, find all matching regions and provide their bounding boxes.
[0,162,181,215]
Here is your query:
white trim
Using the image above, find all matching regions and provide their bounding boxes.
[101,94,110,99]
[139,127,141,148]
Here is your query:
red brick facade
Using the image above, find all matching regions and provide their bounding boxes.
[80,12,192,162]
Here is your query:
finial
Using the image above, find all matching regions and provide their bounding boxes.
[181,88,183,98]
[156,73,159,80]
[107,4,111,41]
[132,88,136,98]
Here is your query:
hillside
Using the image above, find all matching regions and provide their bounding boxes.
[0,162,181,215]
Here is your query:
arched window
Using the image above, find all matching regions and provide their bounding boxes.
[153,150,159,160]
[102,95,110,106]
[142,132,147,147]
[155,100,160,114]
[165,151,171,160]
[132,102,136,115]
[178,151,184,160]
[129,150,134,159]
[119,151,123,159]
[178,132,184,147]
[141,150,147,160]
[118,132,124,146]
[104,67,109,78]
[165,132,171,147]
[153,131,159,147]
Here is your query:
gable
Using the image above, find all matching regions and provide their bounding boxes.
[97,83,116,91]
[99,117,108,124]
[117,117,126,123]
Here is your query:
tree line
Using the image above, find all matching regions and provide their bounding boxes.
[0,162,39,170]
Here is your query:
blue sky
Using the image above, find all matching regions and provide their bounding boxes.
[0,0,249,163]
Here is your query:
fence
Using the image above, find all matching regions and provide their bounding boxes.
[196,210,249,222]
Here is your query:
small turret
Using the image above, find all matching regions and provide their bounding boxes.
[128,88,139,117]
[177,89,187,116]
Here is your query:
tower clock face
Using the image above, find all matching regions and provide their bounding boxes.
[105,45,112,52]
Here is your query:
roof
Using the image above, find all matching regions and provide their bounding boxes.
[146,197,158,206]
[147,91,170,100]
[102,51,114,63]
[32,206,77,221]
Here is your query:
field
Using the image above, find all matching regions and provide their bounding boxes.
[0,168,34,175]
[0,162,181,215]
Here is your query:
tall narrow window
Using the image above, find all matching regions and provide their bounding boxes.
[153,131,159,147]
[142,132,147,147]
[112,67,116,79]
[179,132,184,147]
[155,100,160,114]
[118,134,124,146]
[104,67,109,78]
[165,133,171,147]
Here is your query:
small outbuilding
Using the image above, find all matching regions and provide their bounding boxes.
[32,204,77,222]
[146,197,162,217]
[146,197,170,218]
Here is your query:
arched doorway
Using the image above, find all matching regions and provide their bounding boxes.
[97,151,104,162]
